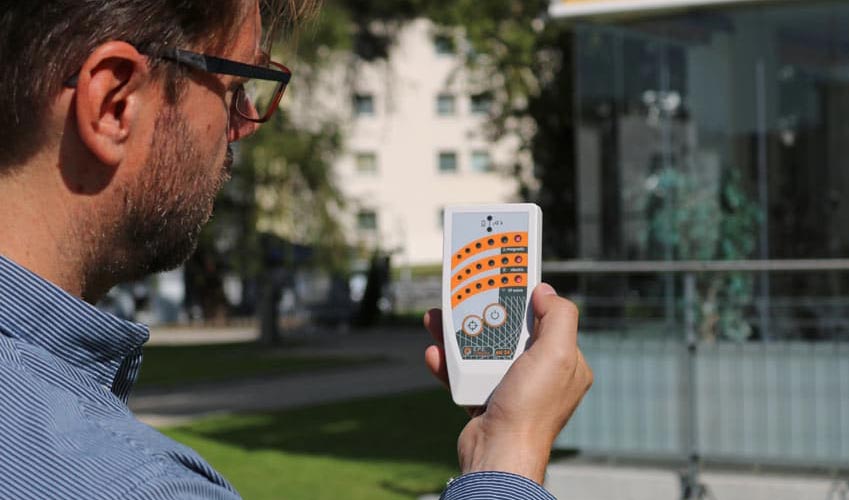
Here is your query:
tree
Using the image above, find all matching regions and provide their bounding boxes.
[189,111,345,321]
[190,0,574,322]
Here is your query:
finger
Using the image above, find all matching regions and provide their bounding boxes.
[424,344,450,389]
[423,308,445,347]
[529,282,579,351]
[425,345,482,417]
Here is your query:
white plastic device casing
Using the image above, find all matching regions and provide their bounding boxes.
[442,203,542,406]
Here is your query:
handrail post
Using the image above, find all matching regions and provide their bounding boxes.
[680,272,708,499]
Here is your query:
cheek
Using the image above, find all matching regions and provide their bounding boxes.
[187,85,232,139]
[193,110,231,163]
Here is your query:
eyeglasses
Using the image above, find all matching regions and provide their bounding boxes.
[65,47,292,124]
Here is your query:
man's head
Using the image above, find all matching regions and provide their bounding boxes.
[0,0,319,301]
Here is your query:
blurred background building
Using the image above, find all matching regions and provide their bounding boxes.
[329,19,531,266]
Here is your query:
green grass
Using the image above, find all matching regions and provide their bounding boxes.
[137,343,385,389]
[162,389,468,500]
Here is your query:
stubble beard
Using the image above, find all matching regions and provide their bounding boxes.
[100,107,232,284]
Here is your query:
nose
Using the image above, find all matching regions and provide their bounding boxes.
[228,91,260,142]
[228,113,260,143]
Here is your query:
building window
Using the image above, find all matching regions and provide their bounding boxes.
[353,94,375,116]
[438,152,458,173]
[357,210,377,231]
[434,35,455,55]
[470,93,493,115]
[437,94,456,116]
[471,151,493,172]
[355,152,378,175]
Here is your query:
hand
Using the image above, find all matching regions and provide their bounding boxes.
[423,282,592,484]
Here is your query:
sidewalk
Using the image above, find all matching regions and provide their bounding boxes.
[145,323,261,345]
[543,462,846,500]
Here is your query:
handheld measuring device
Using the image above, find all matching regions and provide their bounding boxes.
[442,203,542,406]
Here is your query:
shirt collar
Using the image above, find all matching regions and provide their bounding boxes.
[0,255,149,398]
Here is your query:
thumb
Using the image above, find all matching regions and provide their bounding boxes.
[530,283,579,349]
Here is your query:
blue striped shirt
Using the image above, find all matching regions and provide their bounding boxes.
[0,255,555,499]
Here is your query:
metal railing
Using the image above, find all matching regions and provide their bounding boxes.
[544,260,849,499]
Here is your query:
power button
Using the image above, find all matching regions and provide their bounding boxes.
[483,303,507,328]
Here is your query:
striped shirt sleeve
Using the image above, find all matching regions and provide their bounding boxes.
[441,471,557,500]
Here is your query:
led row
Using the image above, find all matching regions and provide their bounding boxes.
[452,232,528,268]
[452,253,528,289]
[451,273,526,308]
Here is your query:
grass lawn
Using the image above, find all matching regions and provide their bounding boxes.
[162,389,468,500]
[137,342,385,389]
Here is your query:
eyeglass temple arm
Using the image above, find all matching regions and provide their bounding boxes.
[165,49,291,83]
[63,48,292,88]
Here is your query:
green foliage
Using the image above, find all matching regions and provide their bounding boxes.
[162,390,467,499]
[201,110,346,283]
[427,0,550,104]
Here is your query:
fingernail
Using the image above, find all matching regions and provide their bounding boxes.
[537,283,557,296]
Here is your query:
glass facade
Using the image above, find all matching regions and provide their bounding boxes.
[570,1,849,340]
[576,1,849,261]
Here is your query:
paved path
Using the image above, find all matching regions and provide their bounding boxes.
[131,326,442,427]
[543,462,844,500]
[145,324,260,345]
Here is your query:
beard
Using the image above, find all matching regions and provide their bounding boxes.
[100,107,232,283]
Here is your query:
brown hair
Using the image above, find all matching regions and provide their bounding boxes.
[0,0,320,170]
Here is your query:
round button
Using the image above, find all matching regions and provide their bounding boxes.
[462,315,484,337]
[483,303,508,328]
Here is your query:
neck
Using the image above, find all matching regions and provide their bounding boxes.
[0,167,106,303]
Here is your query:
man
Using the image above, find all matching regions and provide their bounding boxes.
[0,1,592,499]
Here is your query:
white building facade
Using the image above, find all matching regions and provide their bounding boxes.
[316,20,530,267]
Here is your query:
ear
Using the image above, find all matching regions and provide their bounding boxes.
[73,41,151,167]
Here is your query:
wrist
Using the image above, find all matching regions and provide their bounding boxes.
[458,423,551,485]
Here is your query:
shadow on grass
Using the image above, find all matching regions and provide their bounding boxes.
[172,389,468,468]
[138,342,385,389]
